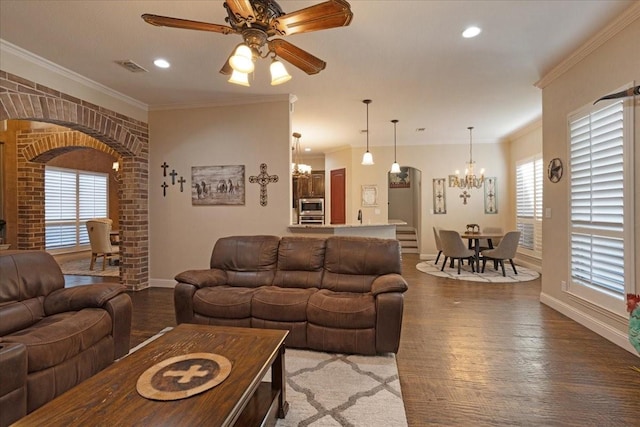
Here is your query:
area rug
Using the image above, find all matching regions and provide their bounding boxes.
[416,260,539,283]
[128,328,407,426]
[58,257,119,277]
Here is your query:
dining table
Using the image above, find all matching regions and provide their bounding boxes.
[460,231,505,272]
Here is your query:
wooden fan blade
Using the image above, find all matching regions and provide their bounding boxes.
[269,39,326,75]
[224,0,256,22]
[274,0,353,36]
[142,14,235,35]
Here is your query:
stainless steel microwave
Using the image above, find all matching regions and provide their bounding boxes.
[299,198,324,216]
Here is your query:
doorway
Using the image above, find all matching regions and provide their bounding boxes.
[388,166,422,253]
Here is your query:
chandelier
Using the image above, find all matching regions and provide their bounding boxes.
[291,132,311,178]
[450,126,485,189]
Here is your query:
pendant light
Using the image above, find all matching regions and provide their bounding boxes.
[390,119,401,173]
[361,99,374,165]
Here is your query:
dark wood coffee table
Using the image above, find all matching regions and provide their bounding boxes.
[15,324,289,426]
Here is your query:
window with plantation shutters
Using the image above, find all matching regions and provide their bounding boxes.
[568,97,634,314]
[45,167,108,251]
[516,155,543,258]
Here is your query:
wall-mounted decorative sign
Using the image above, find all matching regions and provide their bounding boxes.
[389,167,410,188]
[249,163,278,206]
[361,185,378,207]
[484,177,498,214]
[191,165,245,205]
[432,178,446,214]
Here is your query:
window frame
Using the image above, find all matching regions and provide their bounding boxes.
[515,154,543,259]
[566,88,635,317]
[45,166,109,253]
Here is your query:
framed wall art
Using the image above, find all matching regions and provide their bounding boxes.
[484,177,497,214]
[432,178,446,214]
[191,165,245,206]
[361,185,378,207]
[389,166,410,188]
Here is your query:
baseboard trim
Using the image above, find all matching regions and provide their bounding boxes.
[540,292,638,357]
[150,278,176,288]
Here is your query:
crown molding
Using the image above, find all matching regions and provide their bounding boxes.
[148,94,291,111]
[0,39,148,111]
[535,2,640,89]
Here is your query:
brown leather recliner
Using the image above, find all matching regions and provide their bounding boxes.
[0,250,132,427]
[174,235,408,355]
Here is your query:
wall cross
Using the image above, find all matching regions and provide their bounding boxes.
[459,190,471,204]
[161,182,168,197]
[249,163,279,206]
[169,169,178,185]
[161,162,169,176]
[178,176,186,192]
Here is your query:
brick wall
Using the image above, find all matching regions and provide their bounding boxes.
[0,70,150,290]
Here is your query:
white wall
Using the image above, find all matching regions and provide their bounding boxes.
[148,100,291,284]
[538,10,639,353]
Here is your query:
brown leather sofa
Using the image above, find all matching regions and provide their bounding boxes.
[0,250,132,427]
[174,235,408,355]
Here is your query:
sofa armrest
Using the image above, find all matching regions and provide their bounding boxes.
[44,284,127,314]
[104,293,133,359]
[174,269,227,288]
[371,274,408,296]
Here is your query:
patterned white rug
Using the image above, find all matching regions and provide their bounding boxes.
[416,260,539,283]
[128,328,407,426]
[58,257,119,277]
[276,350,406,427]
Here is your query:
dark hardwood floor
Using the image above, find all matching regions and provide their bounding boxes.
[67,253,639,426]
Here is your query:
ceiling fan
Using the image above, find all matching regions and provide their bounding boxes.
[142,0,353,86]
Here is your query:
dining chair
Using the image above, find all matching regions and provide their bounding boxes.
[433,226,443,266]
[439,230,476,274]
[478,226,504,252]
[480,231,521,276]
[86,218,119,271]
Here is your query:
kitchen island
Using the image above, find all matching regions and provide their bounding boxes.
[287,222,403,239]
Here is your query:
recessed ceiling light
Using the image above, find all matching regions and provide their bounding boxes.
[462,26,482,38]
[153,59,171,68]
[304,148,311,152]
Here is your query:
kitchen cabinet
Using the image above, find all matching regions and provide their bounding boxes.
[293,171,324,208]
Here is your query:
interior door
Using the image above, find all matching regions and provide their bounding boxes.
[330,168,346,224]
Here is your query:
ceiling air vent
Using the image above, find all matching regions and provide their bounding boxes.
[115,60,148,73]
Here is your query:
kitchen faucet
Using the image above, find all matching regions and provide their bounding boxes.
[357,209,362,224]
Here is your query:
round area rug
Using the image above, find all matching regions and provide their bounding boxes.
[416,260,539,283]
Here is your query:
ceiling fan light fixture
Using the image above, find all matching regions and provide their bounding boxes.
[270,59,292,85]
[228,69,250,86]
[229,44,255,73]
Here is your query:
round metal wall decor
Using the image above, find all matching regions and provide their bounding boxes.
[547,158,563,183]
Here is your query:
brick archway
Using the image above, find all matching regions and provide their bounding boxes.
[1,70,149,290]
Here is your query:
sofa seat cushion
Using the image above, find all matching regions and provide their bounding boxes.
[193,286,256,319]
[252,287,317,322]
[307,290,376,329]
[2,308,112,372]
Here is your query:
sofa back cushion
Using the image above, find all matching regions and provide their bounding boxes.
[321,236,402,293]
[210,235,280,288]
[273,237,325,289]
[0,250,65,336]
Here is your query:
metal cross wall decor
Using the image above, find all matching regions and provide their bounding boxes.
[249,163,279,206]
[459,190,471,205]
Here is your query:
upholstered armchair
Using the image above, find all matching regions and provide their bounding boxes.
[86,218,119,270]
[0,250,132,425]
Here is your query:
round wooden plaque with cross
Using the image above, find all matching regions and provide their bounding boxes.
[136,353,232,401]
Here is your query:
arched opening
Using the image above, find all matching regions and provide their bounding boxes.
[0,74,149,290]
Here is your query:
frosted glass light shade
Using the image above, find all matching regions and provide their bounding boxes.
[361,151,374,165]
[390,162,401,173]
[228,70,250,87]
[270,60,292,85]
[229,45,254,73]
